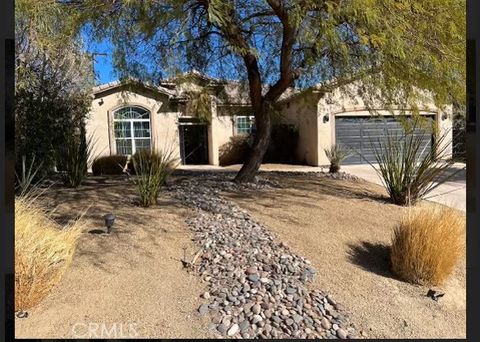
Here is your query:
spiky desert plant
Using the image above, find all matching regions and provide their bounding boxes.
[15,155,43,196]
[129,147,178,207]
[57,133,95,188]
[391,205,465,285]
[367,117,461,205]
[15,196,84,311]
[324,145,351,173]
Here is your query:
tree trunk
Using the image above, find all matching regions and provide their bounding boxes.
[234,102,272,183]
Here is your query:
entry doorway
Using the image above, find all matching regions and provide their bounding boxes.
[179,123,209,165]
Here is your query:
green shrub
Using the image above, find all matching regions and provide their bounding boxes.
[56,133,95,188]
[219,135,252,166]
[324,144,351,173]
[368,116,460,205]
[129,149,177,207]
[91,155,129,176]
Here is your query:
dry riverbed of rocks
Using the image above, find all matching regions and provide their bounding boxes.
[167,172,358,339]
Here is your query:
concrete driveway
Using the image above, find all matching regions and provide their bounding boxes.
[342,163,466,211]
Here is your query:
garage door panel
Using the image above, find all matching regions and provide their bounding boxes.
[337,136,363,142]
[362,129,386,135]
[385,128,404,134]
[362,135,388,140]
[335,126,359,131]
[336,132,362,138]
[340,144,362,151]
[335,116,434,165]
[362,142,384,149]
[336,135,362,141]
[336,127,362,133]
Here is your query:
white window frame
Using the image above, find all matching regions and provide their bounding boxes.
[113,106,152,155]
[235,115,256,135]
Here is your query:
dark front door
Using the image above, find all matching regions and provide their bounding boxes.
[179,124,209,165]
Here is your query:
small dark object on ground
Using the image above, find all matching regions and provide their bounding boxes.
[426,289,445,301]
[103,213,116,233]
[88,229,106,235]
[16,310,29,318]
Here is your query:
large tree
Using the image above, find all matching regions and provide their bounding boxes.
[65,0,465,182]
[16,0,94,177]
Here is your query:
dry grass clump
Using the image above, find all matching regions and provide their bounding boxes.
[390,205,465,285]
[15,196,83,311]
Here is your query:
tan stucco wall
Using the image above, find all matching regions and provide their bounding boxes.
[215,115,235,147]
[208,98,219,165]
[437,105,453,159]
[87,87,240,166]
[279,93,320,165]
[212,104,253,165]
[205,99,244,165]
[87,89,181,163]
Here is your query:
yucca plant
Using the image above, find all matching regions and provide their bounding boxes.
[15,155,44,197]
[366,117,462,205]
[57,133,95,188]
[128,147,178,207]
[324,144,351,173]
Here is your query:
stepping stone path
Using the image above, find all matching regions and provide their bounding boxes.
[168,172,357,339]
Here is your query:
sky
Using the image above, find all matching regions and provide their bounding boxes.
[84,38,117,85]
[81,27,319,88]
[83,36,249,86]
[81,27,275,87]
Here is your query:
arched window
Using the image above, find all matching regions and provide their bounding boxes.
[113,106,151,155]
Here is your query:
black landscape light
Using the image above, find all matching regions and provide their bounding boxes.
[103,213,116,234]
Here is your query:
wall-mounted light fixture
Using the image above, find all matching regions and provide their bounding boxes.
[323,113,330,123]
[441,113,448,121]
[98,98,104,106]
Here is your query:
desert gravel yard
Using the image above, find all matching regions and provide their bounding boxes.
[15,171,466,339]
[224,172,466,339]
[15,177,214,339]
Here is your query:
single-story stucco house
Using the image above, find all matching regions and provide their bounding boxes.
[87,72,452,166]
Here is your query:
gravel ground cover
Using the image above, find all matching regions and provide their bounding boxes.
[168,171,358,339]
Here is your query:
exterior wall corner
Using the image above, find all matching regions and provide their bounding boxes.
[208,97,220,166]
